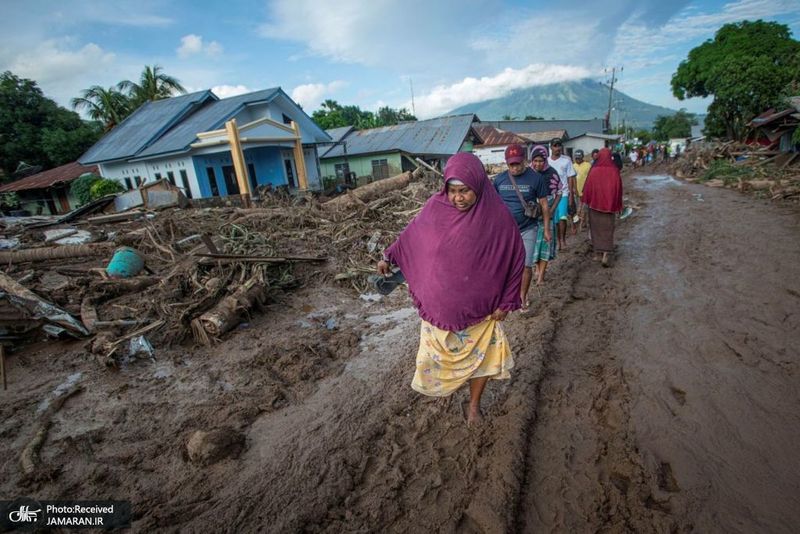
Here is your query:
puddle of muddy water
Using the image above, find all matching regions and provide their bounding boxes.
[634,174,682,188]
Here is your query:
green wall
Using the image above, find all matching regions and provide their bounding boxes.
[320,152,403,185]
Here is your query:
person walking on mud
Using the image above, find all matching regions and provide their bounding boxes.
[582,148,623,267]
[493,143,551,310]
[546,138,576,250]
[572,149,592,232]
[377,153,525,426]
[528,145,561,286]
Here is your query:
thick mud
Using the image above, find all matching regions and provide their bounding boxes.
[1,173,799,532]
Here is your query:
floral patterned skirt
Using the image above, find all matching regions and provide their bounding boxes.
[411,317,514,397]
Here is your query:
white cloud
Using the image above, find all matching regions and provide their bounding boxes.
[212,84,252,98]
[5,39,122,106]
[177,34,224,58]
[411,64,594,119]
[291,81,347,110]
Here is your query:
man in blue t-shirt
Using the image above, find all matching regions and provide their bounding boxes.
[494,143,551,310]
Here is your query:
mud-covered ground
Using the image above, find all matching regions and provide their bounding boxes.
[1,171,799,533]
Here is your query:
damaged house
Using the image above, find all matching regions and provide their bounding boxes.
[79,88,331,197]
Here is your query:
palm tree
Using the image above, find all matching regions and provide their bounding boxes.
[119,65,186,108]
[71,86,131,131]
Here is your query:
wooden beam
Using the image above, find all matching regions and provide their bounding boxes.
[1,345,6,391]
[225,118,252,208]
[290,121,309,190]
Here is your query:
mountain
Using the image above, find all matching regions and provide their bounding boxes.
[448,79,678,130]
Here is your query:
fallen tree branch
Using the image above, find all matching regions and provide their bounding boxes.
[19,385,83,475]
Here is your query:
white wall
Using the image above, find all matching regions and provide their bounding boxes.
[473,146,509,166]
[564,137,608,156]
[99,156,201,199]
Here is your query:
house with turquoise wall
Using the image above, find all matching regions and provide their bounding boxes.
[319,114,482,185]
[79,88,330,197]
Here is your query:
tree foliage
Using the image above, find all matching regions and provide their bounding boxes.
[311,100,416,130]
[652,110,697,141]
[671,20,800,140]
[90,178,125,200]
[0,71,102,178]
[118,65,187,108]
[70,174,101,205]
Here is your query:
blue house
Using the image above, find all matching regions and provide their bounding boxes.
[79,88,331,197]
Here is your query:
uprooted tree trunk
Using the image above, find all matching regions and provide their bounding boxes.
[191,274,268,344]
[323,171,412,211]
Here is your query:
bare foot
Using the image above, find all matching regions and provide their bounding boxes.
[462,401,483,426]
[601,252,610,267]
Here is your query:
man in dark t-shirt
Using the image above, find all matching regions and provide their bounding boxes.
[494,144,551,309]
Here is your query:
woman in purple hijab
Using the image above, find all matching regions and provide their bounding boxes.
[377,153,525,425]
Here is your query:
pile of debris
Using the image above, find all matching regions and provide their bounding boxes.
[671,141,800,201]
[0,168,438,368]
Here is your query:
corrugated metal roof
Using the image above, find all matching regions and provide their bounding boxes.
[0,162,97,192]
[473,125,529,147]
[517,130,568,143]
[136,88,281,158]
[79,90,215,164]
[569,132,622,141]
[324,126,355,144]
[321,114,478,159]
[481,119,605,137]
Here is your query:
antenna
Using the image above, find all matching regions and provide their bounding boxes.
[409,78,416,117]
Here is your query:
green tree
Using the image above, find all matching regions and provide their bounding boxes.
[70,173,101,205]
[671,20,800,140]
[90,178,125,200]
[118,64,186,108]
[71,85,131,131]
[0,71,102,177]
[652,110,697,141]
[523,115,544,120]
[311,100,416,130]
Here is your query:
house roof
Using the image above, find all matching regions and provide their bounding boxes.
[517,130,568,144]
[481,119,605,137]
[324,126,355,144]
[79,90,215,164]
[568,132,622,141]
[473,125,529,147]
[135,88,283,158]
[749,107,798,128]
[0,162,98,192]
[321,114,480,159]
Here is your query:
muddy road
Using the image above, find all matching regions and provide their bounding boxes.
[1,172,799,532]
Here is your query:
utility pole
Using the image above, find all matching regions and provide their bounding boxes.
[409,78,416,117]
[604,66,622,133]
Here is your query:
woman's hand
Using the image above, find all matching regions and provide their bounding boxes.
[490,308,509,321]
[377,260,392,276]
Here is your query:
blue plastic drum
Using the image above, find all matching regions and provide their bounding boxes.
[106,246,145,278]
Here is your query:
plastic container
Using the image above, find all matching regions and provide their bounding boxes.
[106,246,145,278]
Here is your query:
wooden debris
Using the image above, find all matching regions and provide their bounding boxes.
[193,274,268,343]
[322,172,411,210]
[0,272,88,337]
[19,385,83,475]
[0,243,114,264]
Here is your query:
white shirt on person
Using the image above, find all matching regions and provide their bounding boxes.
[547,155,576,195]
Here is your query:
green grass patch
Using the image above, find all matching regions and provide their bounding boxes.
[699,159,756,185]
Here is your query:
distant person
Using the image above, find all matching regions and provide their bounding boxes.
[494,144,551,309]
[590,148,600,166]
[582,148,623,267]
[629,148,639,166]
[546,138,576,251]
[378,152,524,426]
[529,145,561,286]
[572,149,592,231]
[612,151,623,170]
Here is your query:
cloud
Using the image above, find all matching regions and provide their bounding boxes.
[212,84,252,98]
[291,81,347,110]
[4,39,123,106]
[411,64,594,118]
[177,34,223,58]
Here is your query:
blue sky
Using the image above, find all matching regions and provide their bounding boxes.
[2,0,799,120]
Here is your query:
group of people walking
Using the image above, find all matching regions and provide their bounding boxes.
[376,143,623,425]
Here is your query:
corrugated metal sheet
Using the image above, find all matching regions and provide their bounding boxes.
[0,162,97,192]
[473,125,529,147]
[517,130,568,144]
[136,88,281,158]
[325,126,355,144]
[322,114,478,159]
[482,119,605,137]
[79,90,215,164]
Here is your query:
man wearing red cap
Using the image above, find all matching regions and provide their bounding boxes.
[493,143,551,309]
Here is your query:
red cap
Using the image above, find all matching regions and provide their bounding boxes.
[504,144,525,164]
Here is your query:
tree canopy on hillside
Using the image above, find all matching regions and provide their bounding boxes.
[0,71,102,178]
[671,20,800,140]
[312,99,416,130]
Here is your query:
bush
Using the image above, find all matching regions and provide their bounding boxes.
[70,173,101,205]
[89,178,125,200]
[699,159,753,185]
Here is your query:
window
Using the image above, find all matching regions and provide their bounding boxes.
[154,172,162,181]
[371,159,389,180]
[179,170,192,199]
[247,163,258,192]
[222,165,240,195]
[124,177,133,190]
[206,167,219,196]
[283,159,296,187]
[282,113,292,125]
[166,171,175,186]
[134,176,142,187]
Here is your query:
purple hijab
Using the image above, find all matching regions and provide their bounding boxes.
[384,152,525,331]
